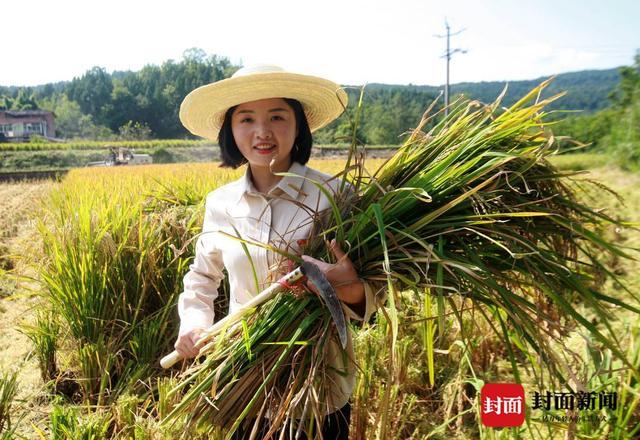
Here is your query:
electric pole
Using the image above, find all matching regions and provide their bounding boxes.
[434,19,467,117]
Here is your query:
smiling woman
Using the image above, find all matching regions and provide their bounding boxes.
[171,65,374,439]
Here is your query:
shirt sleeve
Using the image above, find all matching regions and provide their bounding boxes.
[342,279,387,323]
[178,196,226,336]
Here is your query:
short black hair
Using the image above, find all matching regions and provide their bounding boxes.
[217,98,313,168]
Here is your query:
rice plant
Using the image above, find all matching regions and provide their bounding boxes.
[36,164,243,405]
[162,81,640,437]
[0,370,18,434]
[0,139,214,152]
[570,320,640,439]
[49,403,112,440]
[24,82,638,437]
[19,308,59,383]
[28,159,361,438]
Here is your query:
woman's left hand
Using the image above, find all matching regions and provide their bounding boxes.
[301,239,365,309]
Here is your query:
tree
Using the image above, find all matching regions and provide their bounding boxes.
[105,81,139,132]
[66,67,113,126]
[0,95,13,110]
[13,88,39,110]
[552,109,616,150]
[117,121,152,140]
[0,89,39,110]
[609,51,640,108]
[40,94,112,139]
[93,50,236,138]
[606,51,640,168]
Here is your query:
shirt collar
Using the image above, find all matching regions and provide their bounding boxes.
[237,161,308,202]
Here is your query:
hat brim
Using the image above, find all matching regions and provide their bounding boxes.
[179,72,348,141]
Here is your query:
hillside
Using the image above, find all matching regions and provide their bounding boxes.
[363,67,620,112]
[0,61,621,144]
[1,67,620,114]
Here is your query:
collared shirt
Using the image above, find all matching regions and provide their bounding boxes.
[178,161,378,413]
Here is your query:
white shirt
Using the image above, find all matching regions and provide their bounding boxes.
[178,161,378,413]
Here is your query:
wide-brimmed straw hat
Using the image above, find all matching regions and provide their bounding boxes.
[179,65,348,141]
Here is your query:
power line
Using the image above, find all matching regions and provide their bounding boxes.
[434,19,467,117]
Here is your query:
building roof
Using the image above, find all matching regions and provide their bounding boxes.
[2,110,54,117]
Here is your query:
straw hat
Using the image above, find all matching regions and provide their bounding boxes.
[179,65,348,141]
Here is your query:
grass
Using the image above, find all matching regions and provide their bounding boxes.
[548,153,610,171]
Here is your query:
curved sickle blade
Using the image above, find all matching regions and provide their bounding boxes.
[301,261,348,349]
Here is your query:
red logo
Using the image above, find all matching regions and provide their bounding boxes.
[480,383,525,427]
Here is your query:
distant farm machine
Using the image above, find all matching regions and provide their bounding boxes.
[88,147,153,167]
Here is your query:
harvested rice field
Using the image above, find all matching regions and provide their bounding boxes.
[0,147,638,439]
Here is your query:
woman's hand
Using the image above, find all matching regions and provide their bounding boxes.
[301,239,365,313]
[174,327,206,359]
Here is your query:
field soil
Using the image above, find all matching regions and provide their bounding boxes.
[0,181,55,436]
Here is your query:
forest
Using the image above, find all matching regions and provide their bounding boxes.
[0,48,627,146]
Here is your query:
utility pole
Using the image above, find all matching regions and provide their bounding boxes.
[434,19,467,117]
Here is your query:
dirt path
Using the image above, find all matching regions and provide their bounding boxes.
[0,181,56,436]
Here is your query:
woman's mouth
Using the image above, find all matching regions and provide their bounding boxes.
[254,144,276,155]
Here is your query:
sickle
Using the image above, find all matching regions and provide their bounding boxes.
[301,260,348,349]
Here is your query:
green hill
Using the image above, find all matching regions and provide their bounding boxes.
[363,67,620,112]
[0,54,622,144]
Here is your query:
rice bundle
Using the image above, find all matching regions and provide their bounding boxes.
[163,80,637,437]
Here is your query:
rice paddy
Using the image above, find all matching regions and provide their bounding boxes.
[0,150,638,438]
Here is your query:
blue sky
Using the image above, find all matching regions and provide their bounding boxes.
[2,0,638,87]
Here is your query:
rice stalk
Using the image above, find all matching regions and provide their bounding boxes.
[36,166,225,405]
[19,308,59,383]
[420,289,437,388]
[0,370,18,434]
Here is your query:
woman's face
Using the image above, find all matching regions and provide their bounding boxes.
[231,98,297,172]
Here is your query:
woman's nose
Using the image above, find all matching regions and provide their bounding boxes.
[256,122,273,139]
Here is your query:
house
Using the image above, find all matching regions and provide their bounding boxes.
[0,110,55,141]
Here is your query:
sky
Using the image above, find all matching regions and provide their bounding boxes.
[2,0,638,87]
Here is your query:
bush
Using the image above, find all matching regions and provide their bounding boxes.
[606,94,640,170]
[552,109,616,151]
[118,121,152,141]
[29,134,48,144]
[151,147,176,164]
[606,52,640,169]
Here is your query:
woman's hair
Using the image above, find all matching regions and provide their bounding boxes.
[217,98,313,168]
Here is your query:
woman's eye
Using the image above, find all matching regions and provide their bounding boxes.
[240,117,253,123]
[272,115,284,121]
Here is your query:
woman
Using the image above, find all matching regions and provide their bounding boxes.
[174,65,378,439]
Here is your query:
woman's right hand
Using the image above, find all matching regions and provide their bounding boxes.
[174,327,206,359]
